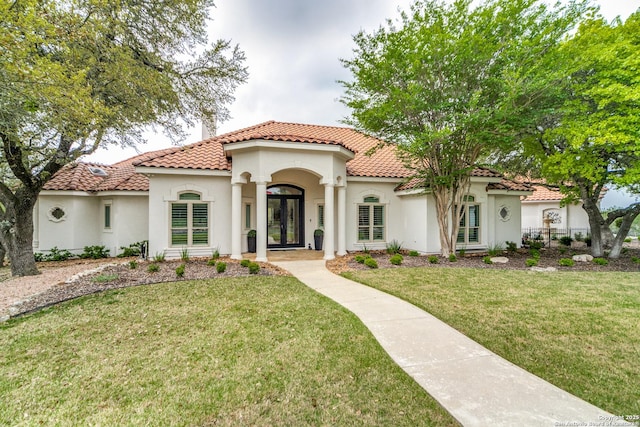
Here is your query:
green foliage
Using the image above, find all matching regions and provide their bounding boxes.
[175,264,186,278]
[362,244,370,255]
[364,258,378,269]
[631,257,640,264]
[240,259,251,267]
[247,230,257,238]
[386,240,402,255]
[248,262,260,274]
[428,255,439,264]
[117,241,147,258]
[584,236,592,247]
[528,241,543,251]
[153,252,166,263]
[211,247,220,260]
[92,274,118,283]
[457,248,466,258]
[354,255,368,264]
[448,254,457,263]
[526,258,538,267]
[593,258,609,266]
[44,247,74,262]
[180,248,190,262]
[80,245,110,260]
[624,238,632,243]
[147,263,160,273]
[314,229,324,237]
[33,252,44,262]
[389,254,403,265]
[558,258,575,267]
[216,262,227,273]
[529,249,541,260]
[559,236,573,247]
[128,260,138,270]
[505,241,518,253]
[408,250,419,257]
[207,258,217,267]
[483,256,493,265]
[574,233,585,242]
[487,242,503,257]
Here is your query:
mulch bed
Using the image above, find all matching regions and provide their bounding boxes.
[9,258,288,319]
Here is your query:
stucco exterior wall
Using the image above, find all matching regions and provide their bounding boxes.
[99,195,149,257]
[398,195,429,253]
[521,201,589,231]
[492,195,524,247]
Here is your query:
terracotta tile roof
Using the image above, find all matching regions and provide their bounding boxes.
[487,179,532,192]
[394,169,526,192]
[43,162,117,191]
[522,184,564,201]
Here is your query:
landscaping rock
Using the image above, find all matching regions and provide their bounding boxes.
[572,254,594,262]
[530,267,557,272]
[490,257,509,264]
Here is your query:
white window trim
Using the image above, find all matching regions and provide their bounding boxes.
[357,196,387,243]
[169,192,211,247]
[47,205,67,223]
[243,198,253,231]
[102,199,113,232]
[457,195,481,245]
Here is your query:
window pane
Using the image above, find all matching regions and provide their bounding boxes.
[172,229,188,245]
[104,205,111,228]
[469,205,479,227]
[245,204,251,229]
[267,185,302,195]
[373,226,384,241]
[358,227,370,241]
[468,227,479,243]
[318,204,324,228]
[171,204,187,227]
[192,204,208,227]
[364,196,379,203]
[192,229,208,245]
[457,228,465,243]
[358,205,370,226]
[179,192,201,200]
[373,205,384,226]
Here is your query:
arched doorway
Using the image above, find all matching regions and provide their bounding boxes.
[267,184,305,248]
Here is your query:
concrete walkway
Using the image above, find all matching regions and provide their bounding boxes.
[274,260,628,427]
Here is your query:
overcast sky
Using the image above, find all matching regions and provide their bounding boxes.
[83,0,639,207]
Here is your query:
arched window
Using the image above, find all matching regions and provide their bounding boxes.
[171,192,209,246]
[358,196,385,242]
[457,195,480,244]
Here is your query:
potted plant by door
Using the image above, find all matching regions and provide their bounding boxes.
[247,229,256,253]
[314,229,324,251]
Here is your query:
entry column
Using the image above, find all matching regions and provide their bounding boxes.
[230,182,243,260]
[337,185,347,256]
[324,183,335,260]
[256,181,268,262]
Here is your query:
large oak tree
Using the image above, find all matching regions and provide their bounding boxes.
[341,0,590,256]
[0,0,247,276]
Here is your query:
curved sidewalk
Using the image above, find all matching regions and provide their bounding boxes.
[274,260,627,427]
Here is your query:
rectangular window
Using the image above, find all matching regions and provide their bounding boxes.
[318,204,325,229]
[104,204,111,229]
[171,194,209,246]
[358,201,385,242]
[245,203,251,229]
[457,200,480,244]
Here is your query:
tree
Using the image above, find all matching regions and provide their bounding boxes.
[340,0,590,256]
[500,13,640,258]
[0,0,247,276]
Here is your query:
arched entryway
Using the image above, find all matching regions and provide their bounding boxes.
[267,184,305,248]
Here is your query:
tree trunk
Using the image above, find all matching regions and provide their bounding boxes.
[608,209,640,259]
[0,194,40,277]
[0,241,5,267]
[433,187,453,257]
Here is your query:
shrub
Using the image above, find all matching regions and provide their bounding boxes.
[128,260,138,269]
[207,258,217,266]
[559,236,573,247]
[386,239,403,255]
[574,232,584,242]
[364,257,378,268]
[180,247,190,262]
[624,237,632,243]
[408,250,419,257]
[584,236,592,247]
[362,244,370,254]
[526,258,538,267]
[240,259,251,267]
[529,249,541,260]
[389,254,403,265]
[505,241,517,253]
[483,256,493,265]
[448,254,457,262]
[45,246,74,262]
[354,254,368,264]
[153,252,166,263]
[175,263,186,278]
[487,242,503,257]
[211,247,220,260]
[147,263,160,273]
[248,262,260,274]
[81,245,110,259]
[247,229,257,238]
[34,252,45,262]
[593,257,608,266]
[117,241,146,257]
[428,255,439,264]
[631,256,640,264]
[216,262,227,273]
[558,258,575,267]
[457,248,466,257]
[528,241,543,250]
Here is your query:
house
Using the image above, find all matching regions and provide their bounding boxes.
[520,184,592,239]
[35,121,532,261]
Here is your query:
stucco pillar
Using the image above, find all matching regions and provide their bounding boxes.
[256,181,268,262]
[230,182,243,260]
[324,183,335,260]
[337,185,347,256]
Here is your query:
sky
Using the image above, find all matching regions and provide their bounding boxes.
[83,0,639,207]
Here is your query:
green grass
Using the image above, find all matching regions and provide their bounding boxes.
[0,277,457,426]
[343,267,640,417]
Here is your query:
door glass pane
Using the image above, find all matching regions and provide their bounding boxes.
[268,199,281,244]
[286,199,300,245]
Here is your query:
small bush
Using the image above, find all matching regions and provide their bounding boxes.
[117,241,146,257]
[528,241,543,250]
[574,232,584,242]
[448,254,457,262]
[153,252,166,263]
[175,263,186,278]
[92,274,118,283]
[558,258,575,267]
[631,256,640,264]
[248,262,260,274]
[180,248,190,262]
[211,247,220,260]
[207,258,217,266]
[45,247,74,262]
[526,258,538,267]
[386,239,403,255]
[483,256,493,265]
[408,250,419,257]
[529,249,541,260]
[505,241,517,253]
[240,259,251,267]
[354,255,367,264]
[147,263,160,273]
[559,236,573,246]
[389,254,403,265]
[428,255,439,264]
[584,236,592,247]
[624,237,632,243]
[487,242,503,257]
[364,257,378,269]
[362,244,370,254]
[592,257,608,266]
[216,262,227,273]
[34,252,45,262]
[457,248,466,257]
[128,260,138,269]
[81,245,110,259]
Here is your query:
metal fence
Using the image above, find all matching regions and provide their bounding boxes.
[521,227,590,247]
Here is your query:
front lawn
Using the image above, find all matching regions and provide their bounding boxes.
[343,267,640,417]
[0,276,457,426]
